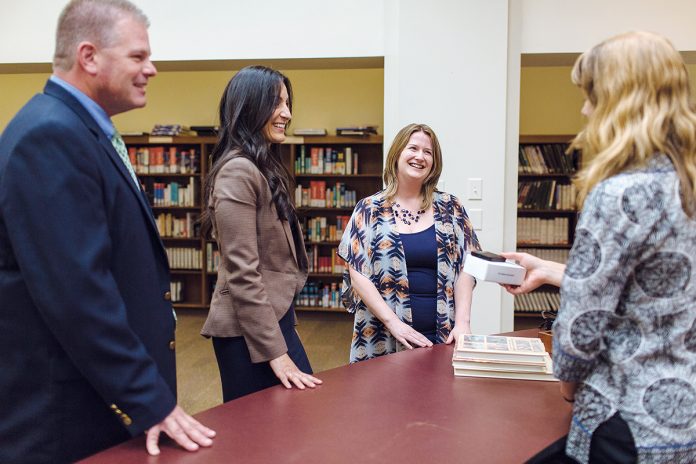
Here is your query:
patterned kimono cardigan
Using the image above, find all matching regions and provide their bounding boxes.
[338,190,480,363]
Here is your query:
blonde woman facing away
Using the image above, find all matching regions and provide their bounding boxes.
[507,32,696,464]
[338,123,481,363]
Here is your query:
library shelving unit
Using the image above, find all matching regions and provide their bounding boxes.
[124,134,216,310]
[290,135,383,313]
[124,134,383,313]
[515,135,579,320]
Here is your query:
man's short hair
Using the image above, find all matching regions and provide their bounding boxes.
[53,0,149,71]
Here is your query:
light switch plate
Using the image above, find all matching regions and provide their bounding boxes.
[468,178,482,200]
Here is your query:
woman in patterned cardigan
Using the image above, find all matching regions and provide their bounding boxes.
[338,123,481,363]
[504,31,696,464]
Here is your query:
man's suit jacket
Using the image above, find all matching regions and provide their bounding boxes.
[201,156,308,363]
[0,80,177,463]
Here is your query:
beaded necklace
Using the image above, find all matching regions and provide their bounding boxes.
[393,203,425,225]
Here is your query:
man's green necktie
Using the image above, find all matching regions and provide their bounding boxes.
[110,131,139,188]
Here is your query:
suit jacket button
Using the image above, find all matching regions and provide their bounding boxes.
[169,340,176,350]
[121,414,132,426]
[164,291,171,301]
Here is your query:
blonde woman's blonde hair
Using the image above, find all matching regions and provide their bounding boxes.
[570,30,696,216]
[382,123,443,210]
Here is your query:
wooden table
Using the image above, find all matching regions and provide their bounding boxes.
[80,329,571,463]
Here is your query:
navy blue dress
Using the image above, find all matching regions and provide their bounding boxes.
[400,224,439,343]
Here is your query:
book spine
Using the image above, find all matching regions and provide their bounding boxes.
[345,147,352,175]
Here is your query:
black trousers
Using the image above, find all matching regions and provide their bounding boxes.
[526,412,638,464]
[212,308,313,402]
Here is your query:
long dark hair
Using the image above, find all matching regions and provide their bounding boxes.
[200,66,295,239]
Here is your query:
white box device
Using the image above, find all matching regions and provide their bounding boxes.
[463,251,526,285]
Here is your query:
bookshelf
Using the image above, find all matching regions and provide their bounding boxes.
[291,135,383,313]
[124,134,383,314]
[124,135,216,310]
[515,135,579,320]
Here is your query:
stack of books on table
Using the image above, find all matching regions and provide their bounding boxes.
[452,334,557,382]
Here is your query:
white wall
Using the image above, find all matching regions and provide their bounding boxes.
[502,0,523,332]
[520,0,696,53]
[0,0,385,63]
[384,0,512,335]
[1,2,63,63]
[7,1,696,63]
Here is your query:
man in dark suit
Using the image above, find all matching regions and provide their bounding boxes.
[0,1,215,462]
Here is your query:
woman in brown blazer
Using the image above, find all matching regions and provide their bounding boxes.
[200,66,322,401]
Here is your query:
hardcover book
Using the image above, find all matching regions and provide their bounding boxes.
[452,357,549,372]
[453,334,557,382]
[453,334,548,363]
[453,366,557,382]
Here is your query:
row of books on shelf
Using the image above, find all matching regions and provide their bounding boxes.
[517,217,569,246]
[295,146,359,175]
[169,281,184,303]
[306,245,343,274]
[166,247,202,270]
[168,242,347,275]
[127,146,199,174]
[518,144,576,175]
[295,181,357,208]
[294,282,342,309]
[156,212,199,238]
[452,334,556,381]
[517,247,569,264]
[513,291,561,313]
[302,215,351,243]
[518,180,576,210]
[143,177,198,207]
[206,243,220,273]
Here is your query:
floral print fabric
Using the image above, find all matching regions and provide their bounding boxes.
[553,155,696,464]
[338,190,480,363]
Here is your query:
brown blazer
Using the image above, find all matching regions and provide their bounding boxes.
[201,155,308,363]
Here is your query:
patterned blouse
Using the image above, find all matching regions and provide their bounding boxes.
[337,190,480,363]
[553,155,696,464]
